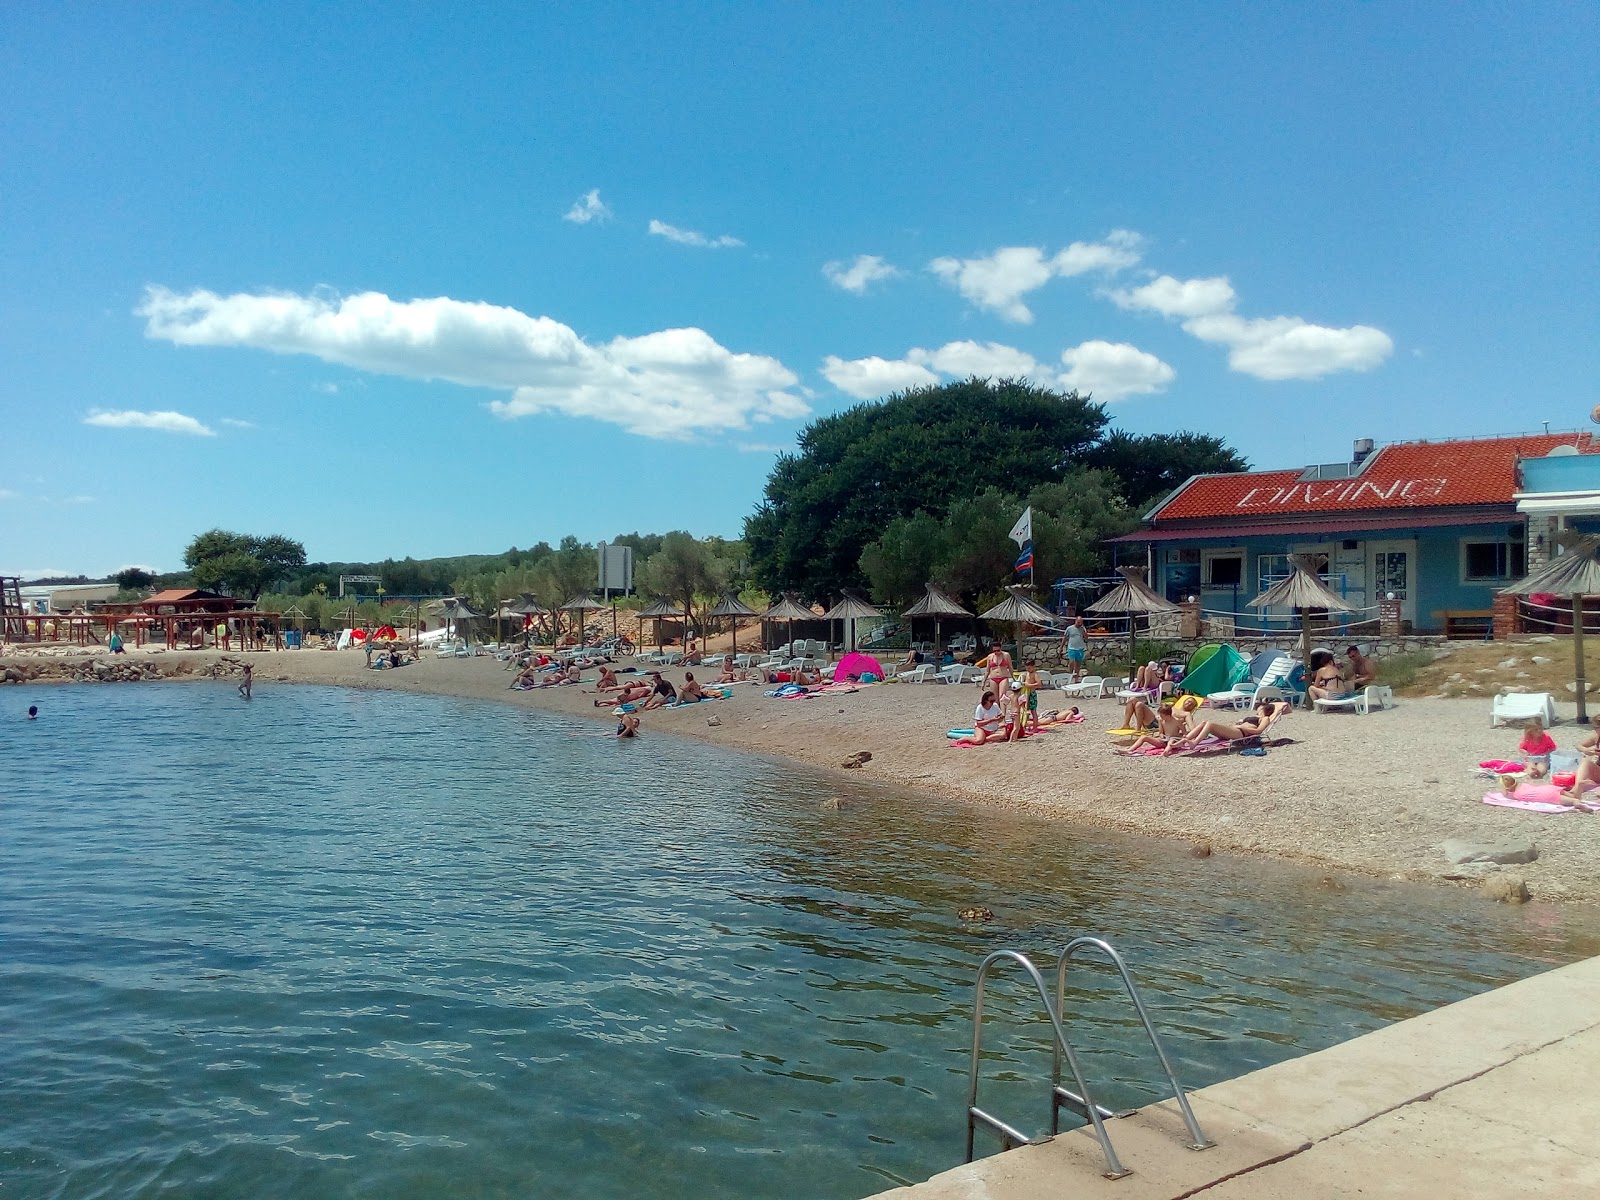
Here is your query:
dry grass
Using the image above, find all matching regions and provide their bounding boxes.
[1398,635,1600,702]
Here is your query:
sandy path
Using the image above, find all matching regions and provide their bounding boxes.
[7,644,1597,902]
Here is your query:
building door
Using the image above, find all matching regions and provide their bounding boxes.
[1368,540,1416,628]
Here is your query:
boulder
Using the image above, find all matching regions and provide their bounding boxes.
[1499,658,1520,668]
[1483,873,1530,904]
[1532,655,1553,665]
[1441,838,1538,866]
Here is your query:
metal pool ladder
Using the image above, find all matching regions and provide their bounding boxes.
[965,937,1214,1180]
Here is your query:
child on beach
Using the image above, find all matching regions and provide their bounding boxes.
[1021,660,1043,733]
[1518,718,1557,779]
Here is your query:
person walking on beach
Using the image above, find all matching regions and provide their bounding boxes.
[109,630,125,654]
[981,640,1012,693]
[238,662,253,700]
[1064,617,1087,683]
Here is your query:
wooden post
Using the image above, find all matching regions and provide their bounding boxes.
[1575,595,1588,725]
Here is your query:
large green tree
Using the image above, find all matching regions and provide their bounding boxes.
[183,529,307,599]
[746,378,1109,599]
[748,378,1245,597]
[1086,430,1248,511]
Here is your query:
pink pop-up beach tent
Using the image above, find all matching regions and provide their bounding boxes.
[834,651,885,681]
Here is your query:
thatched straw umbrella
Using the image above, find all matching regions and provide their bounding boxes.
[902,583,972,656]
[560,594,602,647]
[438,596,482,642]
[761,592,815,656]
[1248,553,1354,685]
[708,591,759,654]
[504,593,549,646]
[634,596,678,652]
[979,585,1056,662]
[1503,534,1600,722]
[823,592,883,655]
[1086,567,1180,681]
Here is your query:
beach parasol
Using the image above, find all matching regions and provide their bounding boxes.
[1248,554,1354,688]
[1087,567,1180,681]
[1504,534,1600,722]
[708,591,759,653]
[823,592,883,655]
[560,594,602,647]
[504,593,550,645]
[902,583,972,656]
[979,585,1057,664]
[761,592,815,656]
[438,596,483,642]
[634,596,678,652]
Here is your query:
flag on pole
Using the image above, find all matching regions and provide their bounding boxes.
[1008,506,1033,548]
[1014,543,1034,574]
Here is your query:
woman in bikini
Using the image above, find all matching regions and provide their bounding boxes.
[595,680,653,708]
[1169,700,1289,753]
[981,641,1013,694]
[1560,714,1600,803]
[1118,696,1201,754]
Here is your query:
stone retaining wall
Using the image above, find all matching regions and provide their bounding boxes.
[1016,634,1451,671]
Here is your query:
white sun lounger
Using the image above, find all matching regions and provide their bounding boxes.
[1313,685,1396,715]
[1491,692,1557,728]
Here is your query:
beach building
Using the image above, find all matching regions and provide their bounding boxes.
[1113,432,1596,638]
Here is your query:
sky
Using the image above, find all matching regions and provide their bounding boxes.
[2,2,1596,579]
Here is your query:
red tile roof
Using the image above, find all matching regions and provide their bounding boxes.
[1155,433,1596,522]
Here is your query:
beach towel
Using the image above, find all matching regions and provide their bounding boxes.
[1477,759,1527,775]
[1482,783,1573,813]
[764,684,809,698]
[1172,735,1296,758]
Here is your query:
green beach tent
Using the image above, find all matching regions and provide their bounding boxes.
[1179,643,1249,698]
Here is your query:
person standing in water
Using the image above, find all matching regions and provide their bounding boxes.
[27,705,38,720]
[239,663,253,699]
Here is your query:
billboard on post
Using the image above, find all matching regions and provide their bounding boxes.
[597,543,634,597]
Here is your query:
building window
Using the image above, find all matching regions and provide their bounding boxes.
[1257,554,1290,592]
[1461,539,1526,583]
[1203,551,1244,587]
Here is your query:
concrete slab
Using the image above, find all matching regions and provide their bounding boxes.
[1201,1098,1600,1199]
[868,957,1600,1200]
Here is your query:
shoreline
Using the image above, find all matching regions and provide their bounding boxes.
[8,645,1600,903]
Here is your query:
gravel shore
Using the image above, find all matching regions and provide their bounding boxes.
[8,644,1599,903]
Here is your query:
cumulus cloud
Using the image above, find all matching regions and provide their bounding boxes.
[823,254,901,294]
[929,231,1142,323]
[823,337,1174,403]
[1058,340,1176,401]
[83,409,216,436]
[1108,273,1393,380]
[139,286,807,439]
[648,219,743,249]
[563,188,612,224]
[820,354,940,399]
[907,340,1043,379]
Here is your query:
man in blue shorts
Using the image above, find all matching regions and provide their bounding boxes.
[1064,616,1087,683]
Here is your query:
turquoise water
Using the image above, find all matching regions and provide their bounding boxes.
[3,683,1597,1199]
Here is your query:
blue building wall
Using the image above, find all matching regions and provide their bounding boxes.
[1152,521,1523,633]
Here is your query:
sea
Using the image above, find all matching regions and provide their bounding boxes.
[3,682,1597,1199]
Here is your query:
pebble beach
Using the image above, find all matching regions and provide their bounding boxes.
[8,641,1600,902]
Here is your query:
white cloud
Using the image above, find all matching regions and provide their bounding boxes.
[929,231,1143,323]
[61,495,95,505]
[908,340,1043,379]
[83,409,216,436]
[1108,273,1393,380]
[1058,340,1176,401]
[220,417,256,428]
[114,562,161,575]
[1108,274,1236,319]
[735,441,789,454]
[563,188,612,224]
[824,337,1174,403]
[13,567,66,579]
[648,219,743,249]
[313,382,340,394]
[139,287,807,439]
[820,355,940,399]
[823,254,901,294]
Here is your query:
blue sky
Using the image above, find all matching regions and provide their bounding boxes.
[2,3,1595,579]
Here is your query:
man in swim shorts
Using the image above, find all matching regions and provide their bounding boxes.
[1064,617,1087,683]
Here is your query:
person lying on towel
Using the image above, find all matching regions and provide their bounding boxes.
[1167,700,1290,754]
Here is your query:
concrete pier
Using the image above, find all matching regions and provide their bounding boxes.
[873,955,1600,1198]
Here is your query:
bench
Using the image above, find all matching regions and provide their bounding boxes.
[1432,609,1494,640]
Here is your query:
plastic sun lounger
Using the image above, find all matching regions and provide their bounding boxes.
[1313,685,1395,715]
[1490,691,1556,728]
[898,664,936,683]
[1059,675,1107,698]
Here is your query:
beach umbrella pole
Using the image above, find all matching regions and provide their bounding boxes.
[1576,596,1589,724]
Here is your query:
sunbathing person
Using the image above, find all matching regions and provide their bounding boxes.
[972,690,1005,745]
[1307,650,1347,708]
[712,656,737,684]
[1169,700,1290,752]
[1345,645,1376,689]
[676,672,709,703]
[642,672,677,710]
[1118,697,1200,754]
[1560,714,1600,802]
[595,680,653,708]
[596,666,621,691]
[898,646,925,672]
